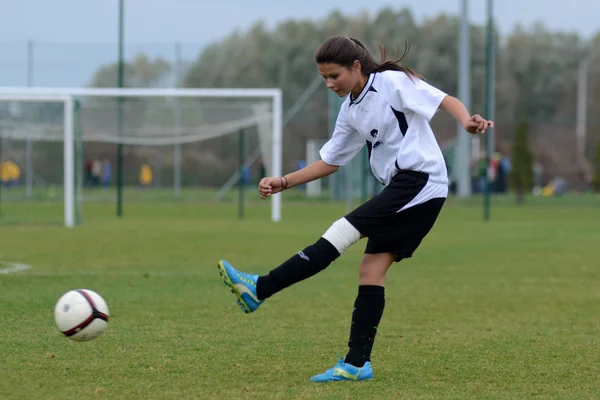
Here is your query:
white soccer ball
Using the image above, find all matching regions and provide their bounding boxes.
[54,289,110,342]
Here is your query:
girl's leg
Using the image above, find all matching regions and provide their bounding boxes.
[218,218,363,313]
[256,218,363,300]
[344,252,395,367]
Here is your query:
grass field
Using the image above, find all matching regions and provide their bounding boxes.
[1,194,600,399]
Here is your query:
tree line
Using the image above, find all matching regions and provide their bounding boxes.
[88,7,600,191]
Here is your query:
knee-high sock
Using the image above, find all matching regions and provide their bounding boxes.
[256,238,340,300]
[344,285,385,367]
[256,218,361,300]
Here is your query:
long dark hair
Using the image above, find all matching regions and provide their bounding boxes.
[315,36,422,80]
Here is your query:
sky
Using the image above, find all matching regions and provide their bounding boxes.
[1,0,599,86]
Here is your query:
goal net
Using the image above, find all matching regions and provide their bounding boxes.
[0,88,282,226]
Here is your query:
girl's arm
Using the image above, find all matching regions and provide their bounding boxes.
[259,160,339,199]
[439,95,494,134]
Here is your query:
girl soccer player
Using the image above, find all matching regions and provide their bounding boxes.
[218,36,493,382]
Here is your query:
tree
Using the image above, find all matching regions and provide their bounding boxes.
[87,53,171,88]
[81,54,173,154]
[593,140,600,192]
[508,119,534,204]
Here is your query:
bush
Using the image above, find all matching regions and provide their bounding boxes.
[508,119,534,203]
[592,140,600,192]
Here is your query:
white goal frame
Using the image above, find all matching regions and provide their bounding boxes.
[0,87,283,227]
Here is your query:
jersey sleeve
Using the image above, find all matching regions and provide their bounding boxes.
[319,106,365,166]
[392,74,447,121]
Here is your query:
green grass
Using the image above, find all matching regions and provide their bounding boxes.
[1,195,600,399]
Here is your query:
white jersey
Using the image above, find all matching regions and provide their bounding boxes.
[320,71,449,198]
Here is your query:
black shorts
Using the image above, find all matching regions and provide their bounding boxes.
[345,170,446,262]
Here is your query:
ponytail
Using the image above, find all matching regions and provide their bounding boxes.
[315,36,422,80]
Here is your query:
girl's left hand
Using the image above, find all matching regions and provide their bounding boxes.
[464,114,494,134]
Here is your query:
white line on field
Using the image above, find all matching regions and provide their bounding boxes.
[0,261,32,274]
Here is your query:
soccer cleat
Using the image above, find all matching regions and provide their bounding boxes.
[218,260,263,313]
[310,358,374,382]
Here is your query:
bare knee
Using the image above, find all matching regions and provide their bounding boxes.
[358,266,381,286]
[358,253,395,286]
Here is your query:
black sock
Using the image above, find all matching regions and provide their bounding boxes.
[256,237,340,300]
[344,285,385,368]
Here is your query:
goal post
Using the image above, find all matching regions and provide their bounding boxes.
[0,93,78,227]
[0,87,283,226]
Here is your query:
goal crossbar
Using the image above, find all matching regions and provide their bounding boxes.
[0,87,280,99]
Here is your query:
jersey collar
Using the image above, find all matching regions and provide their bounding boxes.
[350,73,376,106]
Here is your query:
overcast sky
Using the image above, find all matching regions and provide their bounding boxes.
[2,0,598,42]
[1,0,598,86]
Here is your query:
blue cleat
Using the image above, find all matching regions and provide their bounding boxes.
[218,260,263,313]
[310,358,374,382]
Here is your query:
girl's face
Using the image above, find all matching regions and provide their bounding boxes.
[318,61,365,98]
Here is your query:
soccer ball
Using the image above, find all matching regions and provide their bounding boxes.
[54,289,110,342]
